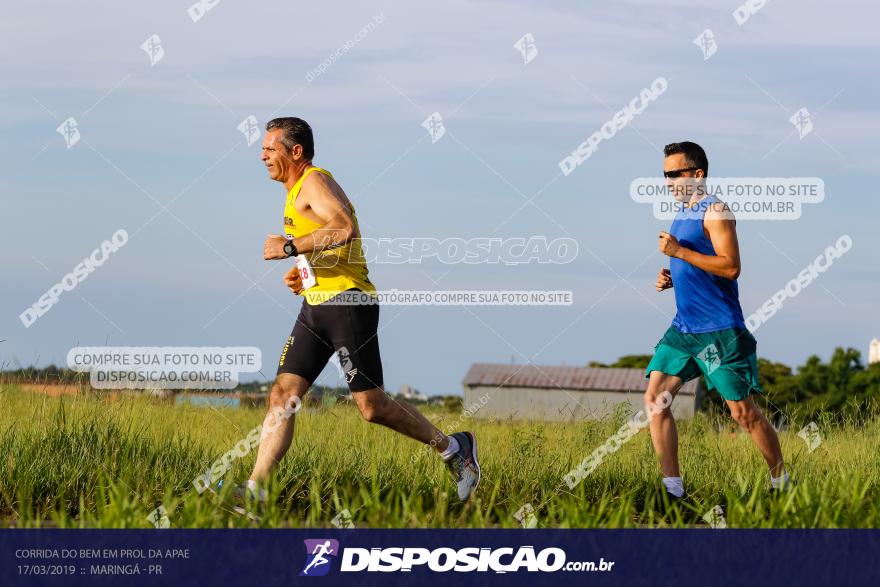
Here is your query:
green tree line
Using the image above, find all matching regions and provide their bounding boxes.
[590,347,880,422]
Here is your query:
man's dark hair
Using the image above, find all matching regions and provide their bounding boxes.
[663,141,708,176]
[266,117,314,160]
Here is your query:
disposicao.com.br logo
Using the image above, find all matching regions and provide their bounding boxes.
[300,539,340,577]
[300,540,613,575]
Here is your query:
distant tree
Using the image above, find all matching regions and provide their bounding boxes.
[851,361,880,414]
[587,349,880,422]
[755,358,799,418]
[443,396,463,413]
[758,348,877,422]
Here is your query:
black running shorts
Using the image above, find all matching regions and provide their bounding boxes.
[276,289,383,392]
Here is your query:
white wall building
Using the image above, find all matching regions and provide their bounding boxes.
[400,383,428,402]
[462,363,700,422]
[870,339,880,365]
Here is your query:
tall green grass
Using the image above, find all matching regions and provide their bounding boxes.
[1,384,878,528]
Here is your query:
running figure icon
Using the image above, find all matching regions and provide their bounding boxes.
[302,540,335,575]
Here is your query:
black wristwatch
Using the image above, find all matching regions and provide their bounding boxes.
[283,237,298,258]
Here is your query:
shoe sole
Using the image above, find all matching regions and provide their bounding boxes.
[464,431,481,498]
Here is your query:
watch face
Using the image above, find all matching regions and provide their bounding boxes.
[284,242,295,255]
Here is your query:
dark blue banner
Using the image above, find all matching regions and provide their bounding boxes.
[2,529,878,586]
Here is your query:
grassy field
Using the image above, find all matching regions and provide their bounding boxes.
[1,384,878,528]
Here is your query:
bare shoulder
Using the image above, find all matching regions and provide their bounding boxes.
[299,168,354,216]
[301,168,347,199]
[704,198,735,223]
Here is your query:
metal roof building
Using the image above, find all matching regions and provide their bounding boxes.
[461,363,701,421]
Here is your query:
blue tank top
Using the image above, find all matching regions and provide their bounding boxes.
[669,194,745,334]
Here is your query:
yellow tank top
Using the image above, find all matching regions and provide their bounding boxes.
[283,167,376,305]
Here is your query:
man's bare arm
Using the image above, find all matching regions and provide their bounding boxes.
[658,203,741,280]
[291,173,357,254]
[263,173,357,260]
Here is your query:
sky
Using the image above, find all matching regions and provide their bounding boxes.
[2,0,878,395]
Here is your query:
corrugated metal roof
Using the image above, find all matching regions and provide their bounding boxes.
[462,363,698,395]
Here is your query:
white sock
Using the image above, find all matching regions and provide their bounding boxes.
[770,471,790,489]
[662,476,685,498]
[246,479,260,493]
[440,436,460,461]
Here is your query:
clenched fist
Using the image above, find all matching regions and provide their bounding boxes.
[283,265,303,295]
[264,234,288,260]
[656,268,673,292]
[658,231,681,258]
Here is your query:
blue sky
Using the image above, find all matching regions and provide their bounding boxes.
[2,0,878,395]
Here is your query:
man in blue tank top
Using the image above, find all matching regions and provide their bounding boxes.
[645,141,789,500]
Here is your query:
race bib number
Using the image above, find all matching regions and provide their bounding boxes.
[295,254,317,290]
